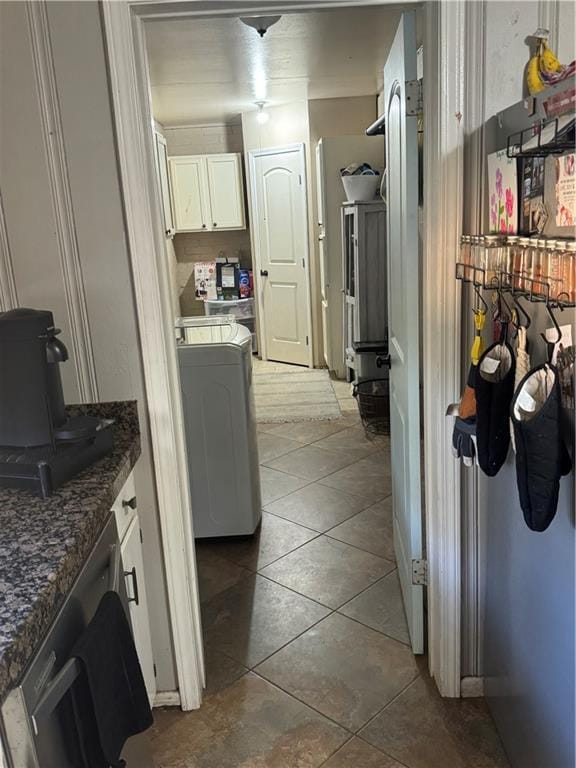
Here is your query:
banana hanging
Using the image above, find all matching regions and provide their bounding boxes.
[526,31,565,96]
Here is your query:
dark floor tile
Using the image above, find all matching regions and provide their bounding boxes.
[311,425,383,459]
[264,419,348,444]
[204,512,318,571]
[260,536,394,609]
[326,496,394,560]
[339,570,410,645]
[257,432,302,462]
[260,466,310,505]
[265,482,370,532]
[360,676,510,768]
[319,455,391,504]
[255,613,419,731]
[202,574,330,668]
[321,738,405,767]
[203,647,248,696]
[264,444,358,481]
[150,673,348,768]
[195,545,251,603]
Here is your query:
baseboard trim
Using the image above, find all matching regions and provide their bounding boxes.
[461,676,485,697]
[154,691,181,708]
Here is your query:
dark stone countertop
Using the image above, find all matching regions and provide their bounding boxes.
[0,401,141,703]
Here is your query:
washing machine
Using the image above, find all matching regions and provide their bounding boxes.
[176,316,261,538]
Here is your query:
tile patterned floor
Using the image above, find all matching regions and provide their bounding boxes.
[151,411,509,768]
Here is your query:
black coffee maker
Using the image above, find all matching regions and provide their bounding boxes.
[0,308,113,497]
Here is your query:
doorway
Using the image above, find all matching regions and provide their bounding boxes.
[103,0,468,725]
[249,144,312,366]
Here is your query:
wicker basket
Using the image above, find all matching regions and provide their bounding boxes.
[353,378,390,439]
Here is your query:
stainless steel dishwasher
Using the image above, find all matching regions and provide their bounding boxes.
[1,515,155,768]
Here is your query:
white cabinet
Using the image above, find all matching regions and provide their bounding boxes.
[169,153,245,232]
[154,131,175,238]
[112,471,156,706]
[121,516,156,707]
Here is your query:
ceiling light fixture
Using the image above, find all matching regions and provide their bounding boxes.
[240,15,281,37]
[255,102,269,125]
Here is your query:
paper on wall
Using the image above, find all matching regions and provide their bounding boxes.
[194,261,216,301]
[487,150,518,234]
[555,153,576,227]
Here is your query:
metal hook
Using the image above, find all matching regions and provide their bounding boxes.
[512,294,531,329]
[498,290,515,323]
[472,284,488,313]
[540,300,563,361]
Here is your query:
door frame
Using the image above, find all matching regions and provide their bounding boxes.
[248,143,314,367]
[101,0,466,708]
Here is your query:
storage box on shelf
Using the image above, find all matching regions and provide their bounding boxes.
[204,297,254,319]
[204,298,257,353]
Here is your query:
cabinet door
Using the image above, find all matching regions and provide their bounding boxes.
[155,132,175,237]
[121,516,156,706]
[169,156,209,232]
[205,153,246,230]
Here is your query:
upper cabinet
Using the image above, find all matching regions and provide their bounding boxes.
[154,131,175,238]
[169,153,246,232]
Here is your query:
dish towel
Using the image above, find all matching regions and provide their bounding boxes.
[71,591,153,767]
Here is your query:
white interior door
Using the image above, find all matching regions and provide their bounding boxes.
[384,11,424,654]
[250,146,311,366]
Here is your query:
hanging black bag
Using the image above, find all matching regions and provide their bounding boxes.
[511,364,572,532]
[475,340,516,476]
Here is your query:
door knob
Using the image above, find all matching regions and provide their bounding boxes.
[260,270,269,277]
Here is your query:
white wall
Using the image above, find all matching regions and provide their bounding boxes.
[484,0,575,118]
[164,122,244,155]
[0,0,177,693]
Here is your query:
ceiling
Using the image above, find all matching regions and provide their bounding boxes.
[145,5,419,126]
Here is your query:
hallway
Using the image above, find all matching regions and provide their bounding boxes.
[150,413,508,767]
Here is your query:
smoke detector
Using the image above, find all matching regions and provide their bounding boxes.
[255,102,269,125]
[240,15,281,37]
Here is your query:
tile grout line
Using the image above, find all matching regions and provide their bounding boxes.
[354,674,422,739]
[262,488,392,536]
[250,668,356,737]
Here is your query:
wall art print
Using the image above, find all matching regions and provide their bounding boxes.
[487,149,518,235]
[555,152,576,228]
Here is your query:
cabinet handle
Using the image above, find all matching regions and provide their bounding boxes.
[213,222,217,227]
[202,224,207,229]
[122,496,137,510]
[124,566,140,605]
[260,270,269,277]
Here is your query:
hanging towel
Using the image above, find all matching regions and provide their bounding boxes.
[511,364,572,531]
[71,591,153,768]
[510,326,531,452]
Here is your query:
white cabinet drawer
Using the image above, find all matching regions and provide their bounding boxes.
[112,471,137,542]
